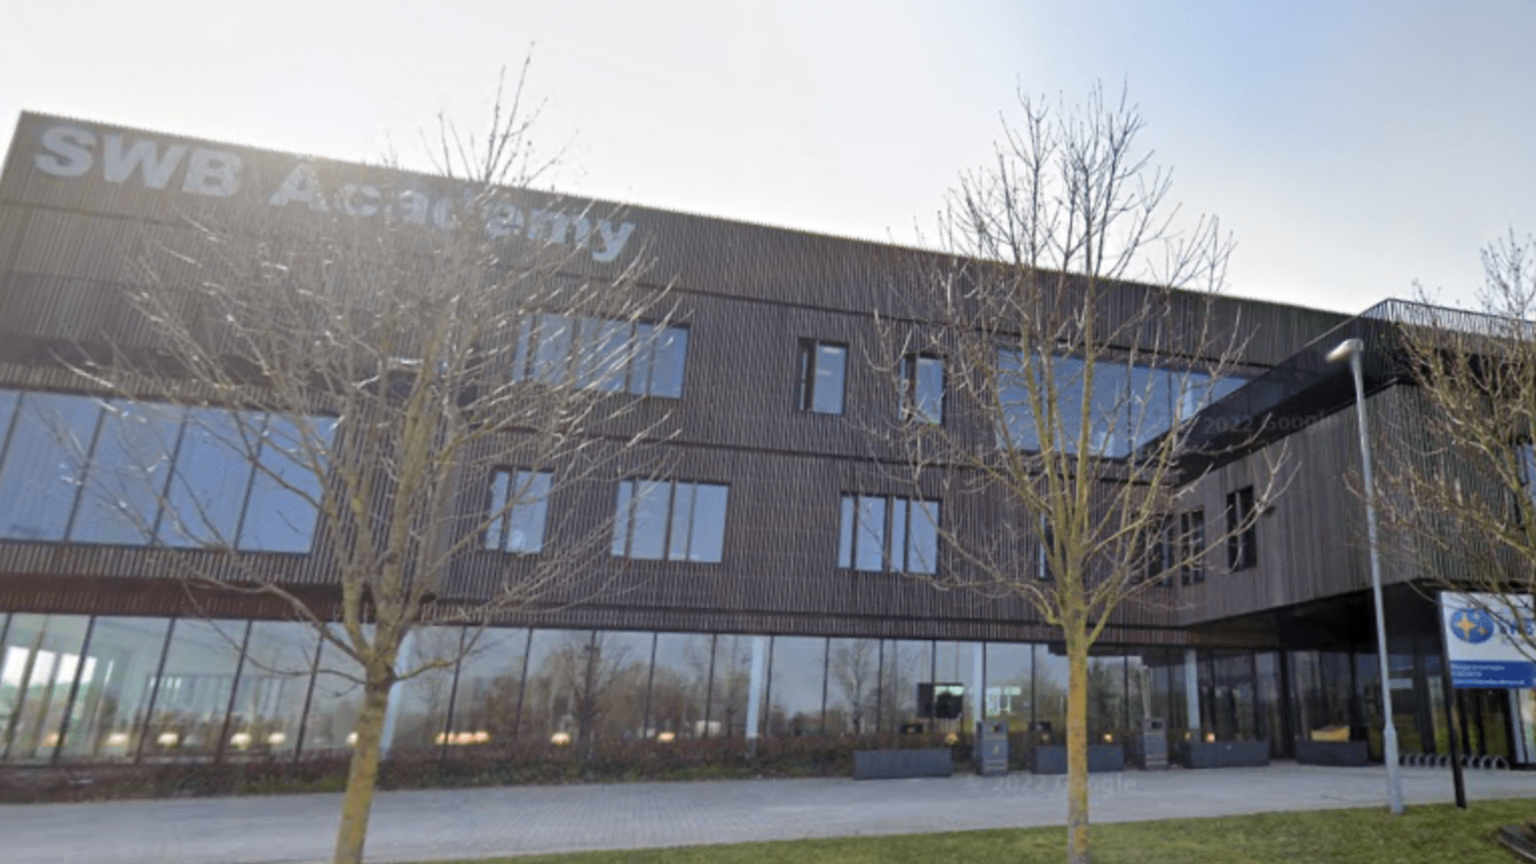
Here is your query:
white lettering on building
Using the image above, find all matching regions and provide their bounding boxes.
[182,149,243,198]
[268,163,329,212]
[27,122,638,263]
[103,134,186,189]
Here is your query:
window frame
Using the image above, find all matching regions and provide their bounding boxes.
[611,478,730,564]
[900,353,945,424]
[0,389,331,554]
[483,468,554,555]
[837,493,941,574]
[794,339,849,415]
[995,348,1249,459]
[513,313,689,399]
[1179,508,1206,585]
[1144,515,1174,588]
[1225,488,1257,571]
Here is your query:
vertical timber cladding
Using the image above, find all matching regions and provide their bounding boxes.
[1177,384,1442,626]
[0,112,1350,639]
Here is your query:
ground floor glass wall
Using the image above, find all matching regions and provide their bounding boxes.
[5,611,1535,766]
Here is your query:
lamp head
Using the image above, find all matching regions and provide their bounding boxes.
[1326,338,1364,365]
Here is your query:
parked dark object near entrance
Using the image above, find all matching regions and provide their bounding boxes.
[852,749,953,780]
[1294,739,1370,766]
[1031,744,1125,774]
[1172,735,1271,768]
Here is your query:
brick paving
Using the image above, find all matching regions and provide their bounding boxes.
[2,763,1533,863]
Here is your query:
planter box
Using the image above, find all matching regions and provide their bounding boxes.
[852,748,953,780]
[1029,744,1125,774]
[1294,739,1370,766]
[1174,739,1271,769]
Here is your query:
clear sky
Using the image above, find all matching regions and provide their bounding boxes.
[4,0,1533,314]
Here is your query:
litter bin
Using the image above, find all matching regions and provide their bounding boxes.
[1139,716,1168,770]
[977,720,1008,776]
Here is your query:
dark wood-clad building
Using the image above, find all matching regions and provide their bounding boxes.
[0,112,1529,770]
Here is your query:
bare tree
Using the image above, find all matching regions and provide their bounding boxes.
[66,64,675,864]
[879,84,1282,864]
[1378,234,1536,667]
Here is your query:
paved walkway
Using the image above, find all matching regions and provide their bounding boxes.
[2,764,1534,864]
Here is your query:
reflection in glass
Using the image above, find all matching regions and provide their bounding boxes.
[587,631,653,743]
[158,408,257,548]
[1088,654,1126,738]
[521,629,609,744]
[879,640,931,732]
[485,471,552,554]
[709,635,757,738]
[934,641,980,729]
[766,636,826,737]
[1,614,92,761]
[226,622,316,758]
[1126,652,1154,726]
[388,627,462,749]
[240,415,335,553]
[1033,646,1069,739]
[1255,651,1283,756]
[826,639,879,734]
[984,643,1032,731]
[61,617,171,761]
[70,401,184,545]
[302,626,370,752]
[649,633,713,739]
[451,628,530,745]
[998,352,1247,458]
[142,619,245,760]
[644,324,689,398]
[0,393,102,541]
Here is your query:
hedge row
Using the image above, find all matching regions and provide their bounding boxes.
[0,733,978,803]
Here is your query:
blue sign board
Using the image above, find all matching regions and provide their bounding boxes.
[1441,592,1536,689]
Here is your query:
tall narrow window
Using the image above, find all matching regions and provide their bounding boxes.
[1179,508,1206,585]
[837,494,939,574]
[1037,516,1054,581]
[900,354,944,424]
[1225,488,1257,571]
[795,340,848,415]
[485,469,553,554]
[612,480,728,563]
[1144,515,1174,587]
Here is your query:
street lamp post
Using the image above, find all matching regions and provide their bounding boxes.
[1326,337,1405,815]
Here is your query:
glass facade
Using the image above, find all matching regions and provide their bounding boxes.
[1,614,91,761]
[2,612,1526,769]
[0,389,333,552]
[826,638,879,734]
[998,352,1247,458]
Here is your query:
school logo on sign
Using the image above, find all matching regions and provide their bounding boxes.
[1450,607,1497,644]
[1441,592,1536,689]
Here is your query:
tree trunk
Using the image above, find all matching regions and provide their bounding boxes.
[331,681,393,864]
[1065,629,1091,864]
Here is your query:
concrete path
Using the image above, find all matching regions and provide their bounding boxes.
[2,764,1533,864]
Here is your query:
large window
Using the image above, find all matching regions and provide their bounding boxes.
[795,340,848,415]
[513,313,688,398]
[997,352,1245,458]
[611,480,729,563]
[484,469,552,554]
[1225,487,1257,571]
[900,355,944,424]
[0,389,333,553]
[837,494,939,574]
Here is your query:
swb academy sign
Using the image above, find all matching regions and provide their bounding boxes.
[14,115,637,265]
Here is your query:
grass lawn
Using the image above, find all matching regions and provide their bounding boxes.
[423,798,1536,864]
